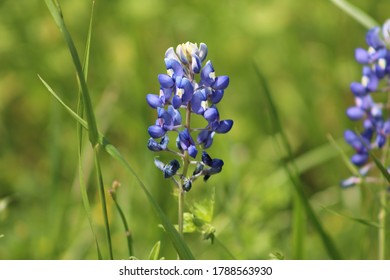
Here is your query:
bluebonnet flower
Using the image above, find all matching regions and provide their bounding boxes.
[342,20,390,187]
[146,42,233,191]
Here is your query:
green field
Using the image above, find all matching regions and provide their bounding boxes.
[1,0,390,260]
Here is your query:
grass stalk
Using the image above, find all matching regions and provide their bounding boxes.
[94,146,114,260]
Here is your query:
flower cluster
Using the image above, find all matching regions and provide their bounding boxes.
[342,21,390,187]
[146,42,233,191]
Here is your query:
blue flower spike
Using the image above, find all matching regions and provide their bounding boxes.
[342,21,390,187]
[146,42,233,191]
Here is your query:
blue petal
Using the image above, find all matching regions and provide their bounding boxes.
[191,91,206,114]
[212,76,229,90]
[147,138,163,152]
[204,107,219,122]
[346,106,364,120]
[355,48,370,64]
[201,151,213,166]
[350,82,367,97]
[200,60,215,86]
[188,145,198,158]
[351,153,369,166]
[215,120,233,133]
[146,94,163,109]
[158,74,174,88]
[198,43,208,62]
[172,95,182,109]
[148,125,166,138]
[191,54,201,74]
[210,89,224,104]
[164,159,180,178]
[366,27,385,49]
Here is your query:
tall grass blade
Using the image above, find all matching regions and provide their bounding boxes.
[254,63,342,259]
[44,0,99,146]
[323,207,382,228]
[76,1,102,259]
[329,0,379,29]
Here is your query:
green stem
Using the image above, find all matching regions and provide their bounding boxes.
[111,193,133,257]
[94,146,114,260]
[378,189,386,260]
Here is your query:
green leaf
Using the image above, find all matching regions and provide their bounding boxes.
[329,0,379,29]
[148,241,161,260]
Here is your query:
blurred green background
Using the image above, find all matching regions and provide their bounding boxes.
[1,0,390,259]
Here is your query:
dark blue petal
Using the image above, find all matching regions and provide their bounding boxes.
[201,151,213,166]
[183,179,192,192]
[346,106,364,120]
[204,107,219,123]
[188,145,198,158]
[215,120,233,133]
[191,91,206,114]
[147,138,163,152]
[165,58,184,77]
[210,90,224,104]
[172,95,182,109]
[146,94,163,109]
[164,159,180,178]
[148,125,165,138]
[376,133,386,148]
[158,74,175,88]
[167,105,182,126]
[212,76,229,90]
[211,158,224,169]
[200,60,215,86]
[180,78,194,103]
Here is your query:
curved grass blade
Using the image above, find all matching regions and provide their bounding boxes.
[254,62,342,260]
[323,207,382,228]
[329,0,379,29]
[44,0,99,146]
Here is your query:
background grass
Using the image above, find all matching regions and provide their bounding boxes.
[1,0,390,259]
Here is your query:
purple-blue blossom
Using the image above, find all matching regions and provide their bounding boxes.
[342,20,390,186]
[146,42,233,190]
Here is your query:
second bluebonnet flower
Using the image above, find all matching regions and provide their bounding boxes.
[342,20,390,187]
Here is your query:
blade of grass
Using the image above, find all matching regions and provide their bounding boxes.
[323,207,382,228]
[44,0,99,146]
[329,0,379,29]
[254,62,342,259]
[76,1,102,259]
